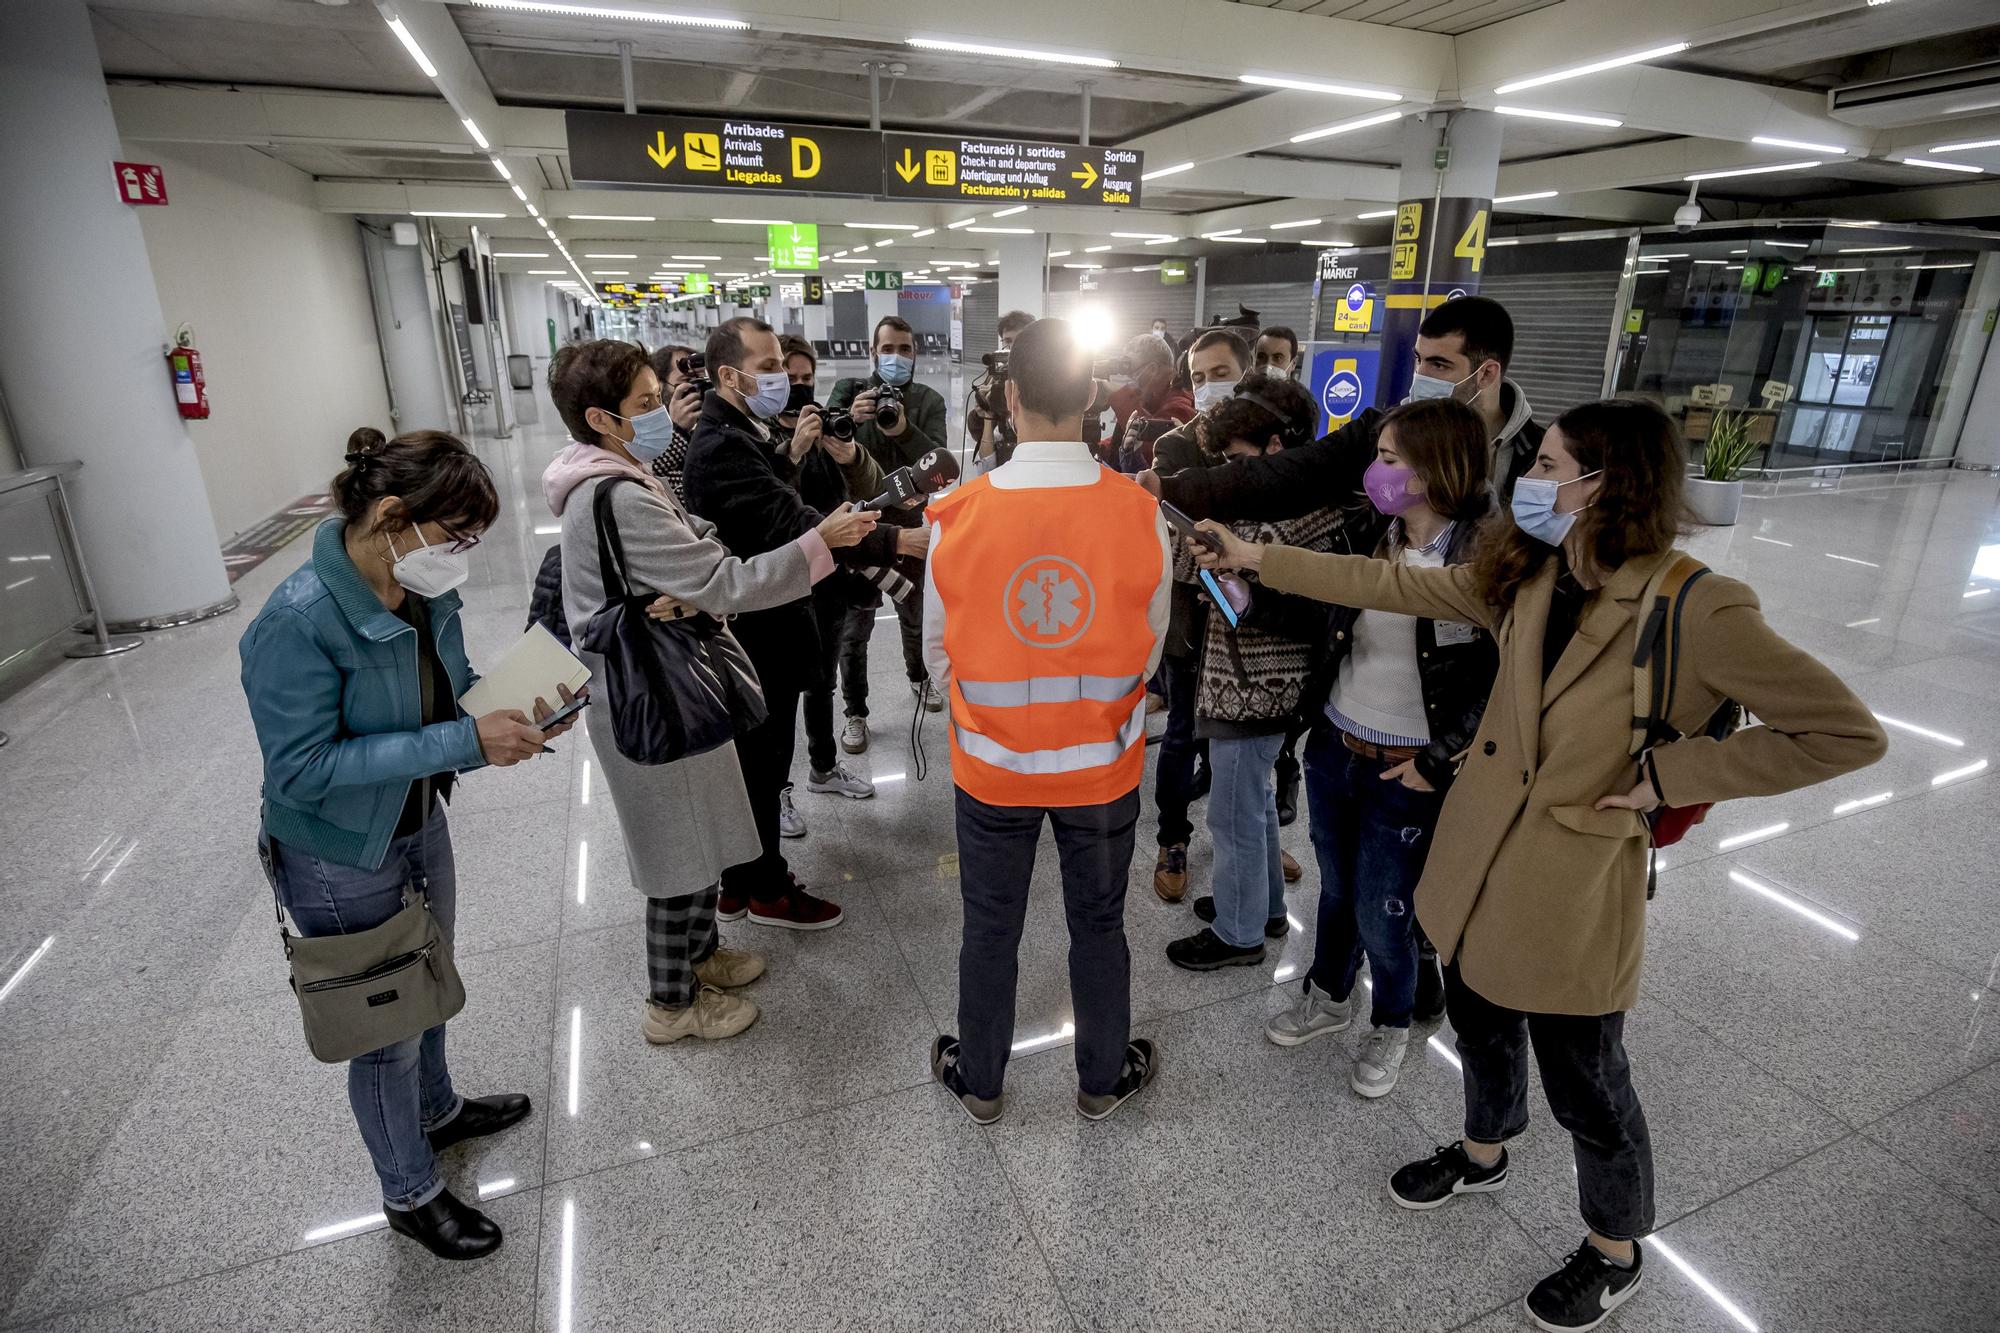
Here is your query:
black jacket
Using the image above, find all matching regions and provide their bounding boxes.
[1299,507,1499,792]
[1158,381,1544,522]
[683,393,898,691]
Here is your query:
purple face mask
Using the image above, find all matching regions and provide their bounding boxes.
[1363,458,1427,516]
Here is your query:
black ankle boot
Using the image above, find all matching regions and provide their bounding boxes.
[385,1186,502,1260]
[427,1092,532,1153]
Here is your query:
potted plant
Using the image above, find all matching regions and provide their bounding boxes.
[1688,408,1757,526]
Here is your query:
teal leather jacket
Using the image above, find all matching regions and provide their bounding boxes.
[239,518,486,870]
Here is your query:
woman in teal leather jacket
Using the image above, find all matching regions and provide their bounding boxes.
[239,428,571,1261]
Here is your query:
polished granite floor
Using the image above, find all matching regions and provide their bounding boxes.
[2,374,1997,1332]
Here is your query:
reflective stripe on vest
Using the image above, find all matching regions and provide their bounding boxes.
[956,673,1144,708]
[953,697,1149,777]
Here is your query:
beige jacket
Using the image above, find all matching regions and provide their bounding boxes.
[1260,544,1887,1015]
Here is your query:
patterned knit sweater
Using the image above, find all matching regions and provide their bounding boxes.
[1178,505,1342,737]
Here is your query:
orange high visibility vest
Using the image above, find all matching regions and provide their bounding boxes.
[928,467,1162,808]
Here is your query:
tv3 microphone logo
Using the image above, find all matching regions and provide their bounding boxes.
[1321,358,1365,427]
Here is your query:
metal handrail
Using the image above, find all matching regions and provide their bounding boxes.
[0,460,142,662]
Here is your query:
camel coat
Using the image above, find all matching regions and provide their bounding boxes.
[1260,544,1887,1015]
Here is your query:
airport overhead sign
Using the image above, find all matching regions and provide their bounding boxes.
[768,223,819,270]
[880,133,1143,207]
[566,110,880,196]
[864,270,903,291]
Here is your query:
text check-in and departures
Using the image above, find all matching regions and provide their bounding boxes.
[567,110,881,196]
[882,134,1143,207]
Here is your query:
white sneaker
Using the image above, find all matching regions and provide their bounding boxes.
[777,785,807,838]
[1352,1024,1410,1099]
[808,762,875,799]
[840,716,869,754]
[912,679,942,713]
[1265,979,1353,1047]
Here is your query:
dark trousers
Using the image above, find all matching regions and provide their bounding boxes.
[893,584,926,682]
[1446,963,1656,1241]
[1153,653,1205,847]
[954,785,1139,1100]
[645,887,718,1009]
[803,592,853,774]
[834,604,874,719]
[721,676,801,901]
[1304,730,1444,1027]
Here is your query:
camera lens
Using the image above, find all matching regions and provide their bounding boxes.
[823,409,856,441]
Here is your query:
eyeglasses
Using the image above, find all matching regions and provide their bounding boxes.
[440,527,481,555]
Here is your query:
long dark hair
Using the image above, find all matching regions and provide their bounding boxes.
[1471,399,1686,612]
[332,428,499,535]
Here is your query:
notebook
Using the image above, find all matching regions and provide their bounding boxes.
[458,622,592,720]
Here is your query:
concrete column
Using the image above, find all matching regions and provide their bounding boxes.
[802,304,830,343]
[0,0,233,627]
[992,233,1046,321]
[1375,110,1501,412]
[863,287,898,344]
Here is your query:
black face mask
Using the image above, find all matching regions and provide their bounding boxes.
[784,381,816,415]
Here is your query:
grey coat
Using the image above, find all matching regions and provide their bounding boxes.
[558,474,814,897]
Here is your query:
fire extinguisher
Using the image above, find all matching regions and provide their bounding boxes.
[167,322,209,420]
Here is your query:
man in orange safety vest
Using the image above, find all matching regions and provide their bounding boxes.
[922,317,1171,1125]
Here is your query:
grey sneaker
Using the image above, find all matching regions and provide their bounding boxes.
[840,715,868,754]
[1265,979,1354,1047]
[1076,1038,1159,1121]
[777,785,806,838]
[912,679,943,713]
[1352,1024,1410,1099]
[808,762,876,799]
[931,1035,1002,1125]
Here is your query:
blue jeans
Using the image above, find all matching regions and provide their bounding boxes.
[263,805,462,1210]
[1205,732,1287,950]
[1304,730,1444,1027]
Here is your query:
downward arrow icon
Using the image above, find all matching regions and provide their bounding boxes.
[895,148,921,183]
[645,132,678,169]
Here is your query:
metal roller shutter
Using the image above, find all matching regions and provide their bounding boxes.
[958,283,997,363]
[1481,239,1629,417]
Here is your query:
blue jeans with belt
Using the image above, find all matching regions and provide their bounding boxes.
[263,805,463,1210]
[1304,729,1444,1027]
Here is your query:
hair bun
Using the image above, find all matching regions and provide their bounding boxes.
[345,425,387,456]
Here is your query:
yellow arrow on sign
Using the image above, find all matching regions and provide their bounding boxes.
[895,148,922,183]
[1071,160,1098,190]
[645,132,678,169]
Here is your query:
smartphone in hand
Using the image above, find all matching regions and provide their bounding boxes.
[1159,500,1223,554]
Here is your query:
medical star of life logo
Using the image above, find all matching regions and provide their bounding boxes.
[1003,555,1096,649]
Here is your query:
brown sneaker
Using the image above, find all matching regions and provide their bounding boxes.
[1153,844,1189,903]
[693,946,765,989]
[1281,850,1303,884]
[642,987,759,1044]
[749,886,844,931]
[716,888,748,922]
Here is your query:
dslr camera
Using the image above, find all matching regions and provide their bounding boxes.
[818,404,858,441]
[679,351,713,394]
[873,383,906,433]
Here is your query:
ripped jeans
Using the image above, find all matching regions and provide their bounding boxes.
[1303,728,1445,1028]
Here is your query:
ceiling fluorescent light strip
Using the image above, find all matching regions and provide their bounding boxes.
[461,118,490,150]
[1355,209,1396,220]
[461,2,749,29]
[1931,137,2000,154]
[1493,190,1558,203]
[1751,134,1849,155]
[1494,105,1623,128]
[411,210,507,218]
[991,205,1028,218]
[907,36,1117,69]
[1268,218,1321,229]
[845,222,921,230]
[1238,74,1399,102]
[1141,161,1194,181]
[1684,160,1820,181]
[947,217,979,229]
[1899,157,1983,174]
[385,17,439,77]
[569,214,655,221]
[1290,110,1403,144]
[965,226,1032,234]
[1493,41,1690,95]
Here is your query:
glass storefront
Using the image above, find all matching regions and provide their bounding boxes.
[1611,224,1995,469]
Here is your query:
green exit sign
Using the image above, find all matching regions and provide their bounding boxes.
[681,272,712,294]
[864,269,902,291]
[768,223,818,271]
[1159,259,1189,285]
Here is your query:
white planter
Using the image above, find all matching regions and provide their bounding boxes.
[1687,477,1745,526]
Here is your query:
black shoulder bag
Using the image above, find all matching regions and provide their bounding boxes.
[578,477,768,765]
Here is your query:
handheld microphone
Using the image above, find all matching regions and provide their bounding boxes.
[861,448,960,510]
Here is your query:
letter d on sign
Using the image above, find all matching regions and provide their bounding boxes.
[791,137,821,179]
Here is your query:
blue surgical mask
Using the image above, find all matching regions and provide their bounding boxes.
[1510,470,1601,545]
[1193,381,1233,414]
[607,405,675,463]
[731,367,791,420]
[1406,367,1481,405]
[876,353,913,386]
